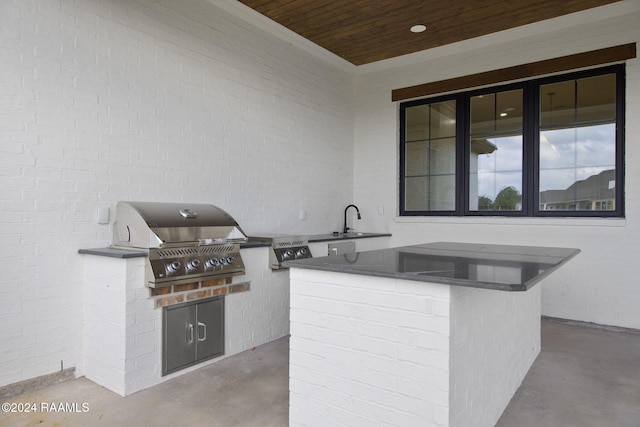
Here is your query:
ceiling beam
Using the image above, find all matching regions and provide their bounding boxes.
[392,43,636,101]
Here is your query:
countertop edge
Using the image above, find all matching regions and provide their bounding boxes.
[245,232,391,246]
[519,247,581,289]
[78,247,148,258]
[284,261,529,291]
[308,233,391,243]
[240,241,271,249]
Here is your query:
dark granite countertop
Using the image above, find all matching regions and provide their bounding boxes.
[283,241,580,291]
[78,247,148,258]
[308,232,391,243]
[240,240,272,249]
[245,232,391,247]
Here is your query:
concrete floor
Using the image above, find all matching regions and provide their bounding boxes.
[1,318,639,427]
[496,318,640,427]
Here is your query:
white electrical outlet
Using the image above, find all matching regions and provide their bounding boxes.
[97,207,110,224]
[299,209,306,220]
[377,206,384,216]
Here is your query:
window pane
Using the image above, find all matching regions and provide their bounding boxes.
[577,74,616,122]
[469,89,523,212]
[539,125,616,211]
[539,72,617,212]
[405,177,429,211]
[430,100,456,138]
[496,90,523,133]
[540,81,575,127]
[403,100,457,213]
[404,137,456,211]
[576,125,616,167]
[405,141,429,176]
[405,105,429,141]
[404,175,456,211]
[470,94,495,135]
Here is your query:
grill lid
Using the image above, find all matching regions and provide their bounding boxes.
[113,201,247,249]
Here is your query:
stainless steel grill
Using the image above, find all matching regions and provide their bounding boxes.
[112,201,247,288]
[249,234,312,270]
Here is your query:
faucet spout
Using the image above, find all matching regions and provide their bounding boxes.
[343,204,361,234]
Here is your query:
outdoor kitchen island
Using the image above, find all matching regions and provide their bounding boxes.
[285,241,579,427]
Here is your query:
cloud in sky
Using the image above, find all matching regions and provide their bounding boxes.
[474,123,615,200]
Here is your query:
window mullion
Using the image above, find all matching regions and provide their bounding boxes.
[526,82,537,216]
[615,66,625,217]
[459,94,469,215]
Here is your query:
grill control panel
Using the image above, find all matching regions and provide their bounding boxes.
[147,246,244,287]
[248,235,313,270]
[274,246,311,262]
[271,245,312,269]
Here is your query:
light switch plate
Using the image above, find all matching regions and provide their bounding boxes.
[97,206,110,224]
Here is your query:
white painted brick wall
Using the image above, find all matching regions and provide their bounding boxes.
[81,255,134,396]
[289,268,541,427]
[81,254,163,396]
[353,3,640,329]
[124,264,159,396]
[0,0,353,387]
[290,269,452,426]
[226,247,290,355]
[449,285,540,427]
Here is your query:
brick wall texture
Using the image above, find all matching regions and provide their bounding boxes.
[0,0,353,387]
[289,269,540,426]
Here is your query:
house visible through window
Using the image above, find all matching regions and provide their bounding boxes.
[399,65,624,217]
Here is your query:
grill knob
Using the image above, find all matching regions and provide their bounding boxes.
[167,261,182,273]
[226,256,235,265]
[283,250,294,260]
[296,248,308,258]
[205,258,219,268]
[188,259,201,269]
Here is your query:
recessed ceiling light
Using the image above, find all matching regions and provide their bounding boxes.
[410,24,427,33]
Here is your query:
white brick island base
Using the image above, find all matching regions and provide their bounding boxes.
[288,268,541,427]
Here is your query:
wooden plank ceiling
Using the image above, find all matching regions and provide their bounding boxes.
[236,0,621,65]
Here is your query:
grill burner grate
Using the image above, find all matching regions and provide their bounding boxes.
[156,244,236,258]
[274,240,305,248]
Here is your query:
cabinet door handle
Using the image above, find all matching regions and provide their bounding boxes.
[197,321,206,342]
[186,323,194,344]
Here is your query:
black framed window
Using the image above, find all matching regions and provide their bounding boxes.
[399,65,625,217]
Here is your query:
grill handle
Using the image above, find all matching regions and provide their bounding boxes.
[186,323,194,344]
[197,322,207,342]
[179,208,198,219]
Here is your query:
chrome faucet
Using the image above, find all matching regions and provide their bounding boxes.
[343,204,361,234]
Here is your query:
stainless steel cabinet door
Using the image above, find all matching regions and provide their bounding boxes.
[164,303,197,375]
[163,295,225,375]
[195,297,224,361]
